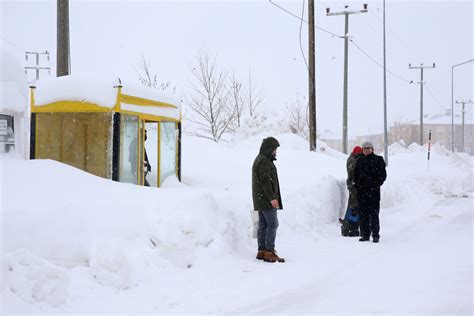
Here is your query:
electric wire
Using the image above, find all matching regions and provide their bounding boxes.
[350,39,413,84]
[298,0,309,72]
[425,83,449,111]
[268,0,341,38]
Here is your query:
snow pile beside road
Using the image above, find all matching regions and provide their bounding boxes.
[4,249,70,307]
[1,157,252,292]
[382,141,473,208]
[2,133,472,312]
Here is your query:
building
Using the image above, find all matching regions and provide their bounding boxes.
[320,111,474,155]
[0,47,29,158]
[395,111,473,155]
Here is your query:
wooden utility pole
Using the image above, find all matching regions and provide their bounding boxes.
[308,0,317,152]
[57,0,70,77]
[326,4,368,154]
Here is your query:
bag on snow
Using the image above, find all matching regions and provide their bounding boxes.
[341,207,359,237]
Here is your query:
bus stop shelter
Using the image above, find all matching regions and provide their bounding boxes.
[30,76,181,187]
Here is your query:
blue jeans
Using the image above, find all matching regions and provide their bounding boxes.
[257,209,279,251]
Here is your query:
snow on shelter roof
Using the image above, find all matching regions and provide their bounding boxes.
[34,76,118,108]
[33,76,181,120]
[0,47,28,113]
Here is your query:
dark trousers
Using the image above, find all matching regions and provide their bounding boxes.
[257,209,279,251]
[359,206,380,239]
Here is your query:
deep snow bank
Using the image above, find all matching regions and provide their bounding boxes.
[2,134,472,310]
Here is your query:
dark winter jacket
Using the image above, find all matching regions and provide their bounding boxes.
[346,153,361,209]
[252,137,283,211]
[353,153,387,209]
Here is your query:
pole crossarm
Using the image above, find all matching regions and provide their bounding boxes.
[326,9,368,16]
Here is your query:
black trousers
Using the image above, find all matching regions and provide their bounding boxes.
[359,205,380,239]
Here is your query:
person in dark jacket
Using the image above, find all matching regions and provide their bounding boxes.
[340,145,363,236]
[143,130,151,186]
[252,137,285,263]
[129,130,151,186]
[353,141,387,242]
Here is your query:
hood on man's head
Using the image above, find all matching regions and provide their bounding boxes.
[259,137,280,157]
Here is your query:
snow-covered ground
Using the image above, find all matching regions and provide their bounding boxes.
[1,134,472,314]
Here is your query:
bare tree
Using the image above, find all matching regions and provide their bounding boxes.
[286,91,310,139]
[388,118,412,145]
[228,72,245,128]
[135,55,176,94]
[246,69,263,117]
[187,49,235,142]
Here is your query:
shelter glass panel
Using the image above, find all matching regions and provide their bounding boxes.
[120,115,139,184]
[35,112,112,178]
[144,123,158,187]
[160,122,177,185]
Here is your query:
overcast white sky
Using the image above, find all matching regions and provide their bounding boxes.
[1,0,472,137]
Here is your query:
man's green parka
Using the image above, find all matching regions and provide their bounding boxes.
[252,137,283,211]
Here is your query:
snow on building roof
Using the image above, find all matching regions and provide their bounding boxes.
[403,111,472,125]
[0,47,28,113]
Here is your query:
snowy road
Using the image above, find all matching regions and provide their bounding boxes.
[229,198,472,315]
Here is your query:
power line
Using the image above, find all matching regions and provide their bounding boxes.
[425,83,448,111]
[1,37,27,52]
[350,39,413,84]
[298,0,309,72]
[368,10,413,53]
[268,0,341,38]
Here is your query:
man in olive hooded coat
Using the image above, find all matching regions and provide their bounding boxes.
[252,137,284,263]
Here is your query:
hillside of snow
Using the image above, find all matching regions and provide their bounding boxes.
[1,134,472,314]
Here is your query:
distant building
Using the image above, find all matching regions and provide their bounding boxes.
[319,111,474,155]
[395,110,473,155]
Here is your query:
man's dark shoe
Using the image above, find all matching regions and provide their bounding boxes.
[373,237,380,243]
[359,237,370,242]
[256,250,265,260]
[263,250,285,263]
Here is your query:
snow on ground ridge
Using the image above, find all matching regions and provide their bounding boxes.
[1,134,473,313]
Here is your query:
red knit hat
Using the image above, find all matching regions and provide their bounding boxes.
[352,146,362,154]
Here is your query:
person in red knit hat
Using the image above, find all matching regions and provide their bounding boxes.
[340,145,363,236]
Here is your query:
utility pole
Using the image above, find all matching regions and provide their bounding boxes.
[326,4,368,154]
[456,99,473,152]
[451,59,473,152]
[308,0,317,152]
[408,63,435,145]
[24,51,51,82]
[57,0,70,77]
[382,0,388,166]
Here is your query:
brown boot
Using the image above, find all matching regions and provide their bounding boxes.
[256,250,265,260]
[263,250,285,263]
